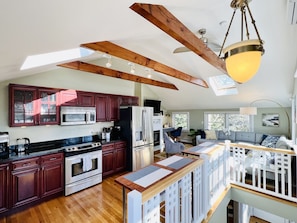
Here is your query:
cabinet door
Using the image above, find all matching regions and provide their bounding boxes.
[38,89,59,125]
[95,94,108,121]
[120,96,139,106]
[9,85,37,127]
[108,96,120,121]
[11,168,40,208]
[78,92,95,106]
[40,153,64,198]
[114,144,126,172]
[0,163,9,213]
[102,144,115,178]
[59,89,78,106]
[11,157,40,208]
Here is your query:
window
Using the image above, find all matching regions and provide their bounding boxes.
[172,112,189,131]
[204,111,253,132]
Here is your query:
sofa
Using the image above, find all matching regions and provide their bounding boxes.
[196,130,291,150]
[196,130,295,184]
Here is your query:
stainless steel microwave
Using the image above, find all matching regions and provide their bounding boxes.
[60,106,96,125]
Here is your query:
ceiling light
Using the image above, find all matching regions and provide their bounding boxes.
[219,0,265,83]
[239,106,257,115]
[128,62,135,74]
[103,54,112,68]
[106,57,112,68]
[145,68,152,78]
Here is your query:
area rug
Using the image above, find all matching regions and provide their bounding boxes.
[154,143,193,161]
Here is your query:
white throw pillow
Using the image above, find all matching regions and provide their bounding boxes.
[205,130,217,140]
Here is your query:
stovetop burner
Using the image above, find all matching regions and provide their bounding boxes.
[63,142,101,156]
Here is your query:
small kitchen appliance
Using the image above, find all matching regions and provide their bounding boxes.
[16,137,30,154]
[110,126,121,140]
[60,106,96,126]
[0,132,9,159]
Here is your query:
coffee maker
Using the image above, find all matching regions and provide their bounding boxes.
[0,132,9,159]
[110,126,121,140]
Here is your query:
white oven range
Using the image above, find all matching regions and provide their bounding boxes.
[63,142,102,196]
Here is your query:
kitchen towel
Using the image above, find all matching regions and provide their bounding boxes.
[83,155,93,172]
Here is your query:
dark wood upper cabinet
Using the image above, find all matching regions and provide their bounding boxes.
[78,92,95,106]
[59,89,79,106]
[9,84,138,126]
[119,96,139,106]
[108,96,120,121]
[9,84,59,127]
[95,94,108,122]
[95,95,120,122]
[39,89,59,125]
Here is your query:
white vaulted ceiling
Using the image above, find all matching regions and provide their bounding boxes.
[1,0,297,110]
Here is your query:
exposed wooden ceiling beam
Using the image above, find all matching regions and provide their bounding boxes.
[130,3,227,74]
[58,61,178,90]
[80,41,208,88]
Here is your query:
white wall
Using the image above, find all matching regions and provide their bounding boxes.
[252,208,287,223]
[168,108,291,137]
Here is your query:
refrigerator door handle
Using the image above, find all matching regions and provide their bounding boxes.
[142,109,146,142]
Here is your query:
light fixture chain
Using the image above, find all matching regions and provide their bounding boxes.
[242,7,250,40]
[245,2,263,45]
[218,9,237,58]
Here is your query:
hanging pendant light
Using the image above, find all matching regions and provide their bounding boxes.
[219,0,265,83]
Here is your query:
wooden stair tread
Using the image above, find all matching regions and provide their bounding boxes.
[250,216,270,223]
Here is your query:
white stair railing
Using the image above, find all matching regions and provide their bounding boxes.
[124,142,297,222]
[127,164,205,223]
[230,143,297,203]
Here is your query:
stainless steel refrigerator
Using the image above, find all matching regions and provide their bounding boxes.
[116,106,154,171]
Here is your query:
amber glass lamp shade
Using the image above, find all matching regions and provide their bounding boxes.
[223,39,264,83]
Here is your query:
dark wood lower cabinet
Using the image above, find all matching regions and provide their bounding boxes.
[0,163,9,214]
[0,152,64,216]
[102,144,115,178]
[40,153,64,198]
[114,141,126,173]
[11,161,40,208]
[102,141,126,178]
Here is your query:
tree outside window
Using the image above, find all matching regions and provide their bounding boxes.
[204,112,253,132]
[172,112,189,131]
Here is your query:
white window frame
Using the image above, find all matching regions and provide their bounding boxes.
[204,111,254,132]
[172,112,190,131]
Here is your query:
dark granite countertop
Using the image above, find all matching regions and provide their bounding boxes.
[0,138,126,164]
[0,148,64,164]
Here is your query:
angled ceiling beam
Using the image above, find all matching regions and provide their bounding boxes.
[80,41,208,88]
[130,3,227,74]
[58,61,178,90]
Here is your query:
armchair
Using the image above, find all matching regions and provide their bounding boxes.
[169,127,183,140]
[163,132,185,157]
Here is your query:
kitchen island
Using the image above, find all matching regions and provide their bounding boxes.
[115,155,203,222]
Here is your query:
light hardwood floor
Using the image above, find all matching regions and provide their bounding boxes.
[0,172,127,223]
[0,146,191,223]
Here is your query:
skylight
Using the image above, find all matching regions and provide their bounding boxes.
[21,47,94,70]
[209,74,238,96]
